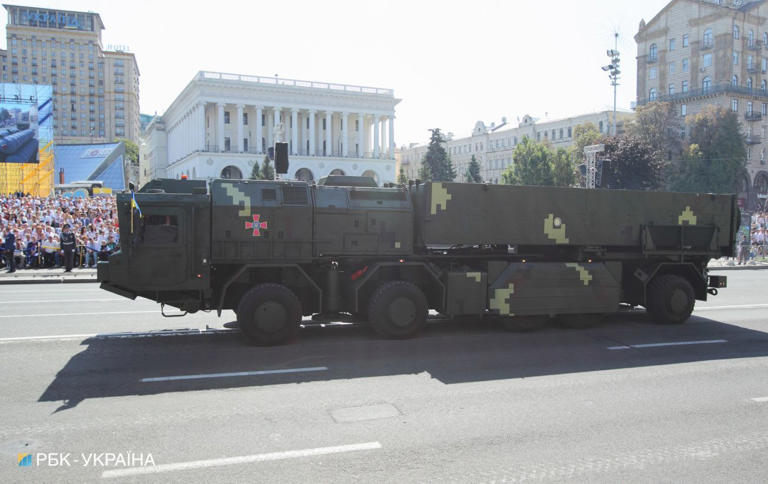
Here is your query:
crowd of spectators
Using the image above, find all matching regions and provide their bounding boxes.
[1,192,119,272]
[738,209,768,264]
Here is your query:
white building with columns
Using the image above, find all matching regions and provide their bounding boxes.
[143,71,400,186]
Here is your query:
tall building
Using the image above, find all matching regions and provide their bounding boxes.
[397,111,633,184]
[0,4,140,145]
[141,71,399,186]
[635,0,768,208]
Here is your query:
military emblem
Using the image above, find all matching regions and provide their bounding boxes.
[245,214,269,236]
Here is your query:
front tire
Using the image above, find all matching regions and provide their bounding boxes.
[646,275,695,325]
[237,283,302,345]
[368,281,428,338]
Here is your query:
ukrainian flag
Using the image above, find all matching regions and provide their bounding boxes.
[131,192,142,218]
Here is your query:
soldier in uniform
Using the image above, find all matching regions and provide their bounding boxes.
[3,229,16,273]
[60,224,76,272]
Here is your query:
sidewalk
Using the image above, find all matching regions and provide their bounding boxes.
[0,267,97,284]
[707,257,768,271]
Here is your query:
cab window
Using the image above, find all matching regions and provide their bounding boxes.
[142,215,179,244]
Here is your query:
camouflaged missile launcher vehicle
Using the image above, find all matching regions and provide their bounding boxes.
[98,178,736,344]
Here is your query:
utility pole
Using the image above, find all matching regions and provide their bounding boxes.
[602,33,621,136]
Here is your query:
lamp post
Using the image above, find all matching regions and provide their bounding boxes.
[602,33,620,136]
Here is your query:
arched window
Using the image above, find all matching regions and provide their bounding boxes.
[294,168,314,182]
[703,28,713,47]
[361,170,380,186]
[329,168,346,176]
[220,165,242,179]
[649,88,657,101]
[734,25,740,39]
[702,76,711,92]
[649,43,658,61]
[747,77,753,89]
[732,75,739,86]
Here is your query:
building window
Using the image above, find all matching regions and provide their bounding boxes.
[747,101,754,115]
[681,104,687,116]
[732,74,739,86]
[668,83,675,95]
[702,76,711,92]
[322,118,326,130]
[649,43,658,61]
[224,137,231,151]
[762,103,767,115]
[649,88,657,101]
[703,29,713,48]
[243,112,248,125]
[748,77,754,89]
[599,121,604,132]
[763,80,768,92]
[682,80,689,93]
[734,25,740,39]
[669,38,676,51]
[734,52,739,65]
[748,55,754,69]
[224,111,230,124]
[682,58,689,72]
[668,62,675,74]
[243,138,248,151]
[683,34,689,47]
[649,67,657,79]
[703,53,712,67]
[732,99,739,112]
[749,30,755,47]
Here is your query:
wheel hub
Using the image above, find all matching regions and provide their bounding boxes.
[669,289,689,314]
[388,297,416,327]
[254,301,287,333]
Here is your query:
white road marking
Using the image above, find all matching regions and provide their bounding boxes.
[695,304,768,311]
[0,328,237,343]
[140,366,328,382]
[101,441,382,478]
[0,298,124,304]
[751,397,768,403]
[607,339,727,350]
[0,310,157,318]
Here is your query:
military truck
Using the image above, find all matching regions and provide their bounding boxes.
[98,178,736,344]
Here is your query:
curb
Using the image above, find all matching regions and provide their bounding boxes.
[707,265,768,271]
[0,277,98,285]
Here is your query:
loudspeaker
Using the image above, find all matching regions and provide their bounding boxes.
[274,142,289,174]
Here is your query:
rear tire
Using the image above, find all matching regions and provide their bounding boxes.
[237,283,301,345]
[368,281,428,339]
[646,275,695,325]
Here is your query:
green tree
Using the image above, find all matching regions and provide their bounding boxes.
[421,128,456,182]
[261,155,275,180]
[250,161,261,180]
[600,135,662,190]
[397,167,408,185]
[572,123,604,161]
[552,147,576,187]
[466,155,483,183]
[116,138,139,166]
[502,137,554,186]
[670,106,747,193]
[627,101,683,184]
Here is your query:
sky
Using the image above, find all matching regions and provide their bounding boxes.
[4,0,672,145]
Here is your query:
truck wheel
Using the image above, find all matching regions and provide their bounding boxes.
[368,281,428,338]
[646,275,695,325]
[236,284,301,345]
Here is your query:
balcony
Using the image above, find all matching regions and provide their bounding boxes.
[745,112,763,121]
[747,66,760,74]
[637,82,768,106]
[747,134,762,144]
[647,56,657,64]
[701,40,713,50]
[747,40,762,51]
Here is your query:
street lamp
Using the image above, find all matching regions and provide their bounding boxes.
[602,33,621,136]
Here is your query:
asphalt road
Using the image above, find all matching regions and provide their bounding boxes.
[1,270,767,482]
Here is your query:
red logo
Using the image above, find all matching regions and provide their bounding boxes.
[245,214,268,236]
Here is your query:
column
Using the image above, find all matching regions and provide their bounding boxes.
[341,112,348,157]
[373,116,380,158]
[308,109,316,156]
[197,102,205,152]
[236,104,244,153]
[273,107,282,144]
[357,113,364,157]
[380,119,386,158]
[291,109,298,155]
[389,115,395,158]
[325,112,332,156]
[255,106,263,153]
[216,103,224,152]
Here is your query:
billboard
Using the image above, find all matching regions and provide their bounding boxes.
[0,84,54,195]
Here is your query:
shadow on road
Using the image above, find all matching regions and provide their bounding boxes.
[39,312,768,410]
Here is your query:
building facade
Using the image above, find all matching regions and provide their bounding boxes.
[0,4,140,145]
[635,0,768,208]
[397,111,634,184]
[144,71,400,186]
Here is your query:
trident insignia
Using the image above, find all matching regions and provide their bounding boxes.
[245,214,268,236]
